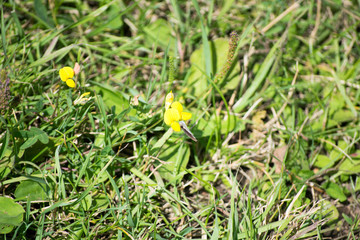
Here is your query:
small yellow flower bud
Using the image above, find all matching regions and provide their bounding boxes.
[73,63,81,75]
[166,91,174,102]
[165,91,174,110]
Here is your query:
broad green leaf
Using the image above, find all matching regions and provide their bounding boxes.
[143,19,175,50]
[355,176,360,191]
[112,66,132,80]
[342,213,354,225]
[329,149,343,162]
[30,127,49,144]
[80,195,92,211]
[0,164,11,181]
[0,130,9,161]
[314,155,331,168]
[332,110,355,123]
[94,134,106,148]
[191,0,212,78]
[20,137,38,150]
[210,216,220,240]
[68,223,84,240]
[332,72,357,117]
[0,197,25,234]
[233,37,283,113]
[16,128,49,150]
[322,182,347,202]
[92,83,133,115]
[158,141,190,182]
[186,38,241,97]
[150,128,173,155]
[21,140,55,162]
[318,200,339,223]
[70,4,112,29]
[329,92,345,114]
[220,113,245,134]
[218,0,235,18]
[195,114,244,138]
[0,224,12,235]
[337,140,348,151]
[339,158,360,174]
[89,194,109,210]
[14,129,37,139]
[0,148,13,181]
[93,164,110,184]
[311,115,338,131]
[34,0,54,27]
[86,4,124,37]
[195,118,216,137]
[15,180,49,201]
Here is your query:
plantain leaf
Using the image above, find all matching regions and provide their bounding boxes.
[0,197,25,234]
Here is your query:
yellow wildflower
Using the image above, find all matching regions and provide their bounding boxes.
[164,91,197,141]
[59,66,76,88]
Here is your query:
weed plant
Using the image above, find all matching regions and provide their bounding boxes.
[1,0,360,239]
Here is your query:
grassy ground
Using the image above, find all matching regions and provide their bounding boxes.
[1,0,360,239]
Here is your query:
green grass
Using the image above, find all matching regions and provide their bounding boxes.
[1,0,360,239]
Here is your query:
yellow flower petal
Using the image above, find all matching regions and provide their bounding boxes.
[59,67,74,82]
[171,122,181,132]
[66,79,76,88]
[181,112,192,121]
[164,109,172,125]
[171,101,183,113]
[164,108,181,125]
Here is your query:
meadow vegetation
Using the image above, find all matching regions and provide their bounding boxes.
[1,0,360,239]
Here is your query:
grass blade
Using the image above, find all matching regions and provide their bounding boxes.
[233,35,284,113]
